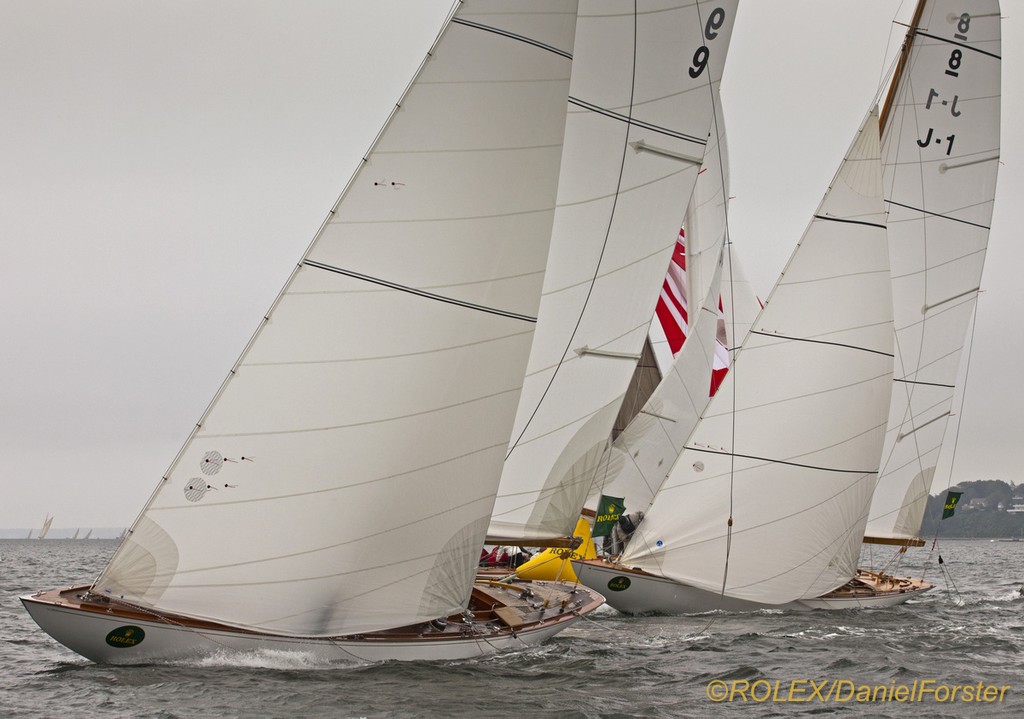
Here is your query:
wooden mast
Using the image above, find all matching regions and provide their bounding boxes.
[878,0,927,133]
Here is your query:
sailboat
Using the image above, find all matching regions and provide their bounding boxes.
[22,0,609,664]
[860,1,1002,565]
[37,515,53,540]
[575,0,1000,613]
[82,529,92,541]
[575,103,919,612]
[71,529,80,541]
[804,0,1003,608]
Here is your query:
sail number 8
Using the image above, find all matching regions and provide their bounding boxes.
[689,7,727,79]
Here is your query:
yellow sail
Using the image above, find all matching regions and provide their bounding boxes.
[515,517,597,582]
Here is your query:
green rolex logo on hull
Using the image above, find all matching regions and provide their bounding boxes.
[105,625,145,648]
[607,576,631,592]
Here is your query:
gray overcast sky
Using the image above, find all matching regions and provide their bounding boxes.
[1,1,1019,531]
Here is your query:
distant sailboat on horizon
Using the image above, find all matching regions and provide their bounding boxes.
[36,515,53,541]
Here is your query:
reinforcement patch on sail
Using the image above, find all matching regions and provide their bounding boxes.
[97,516,179,605]
[416,516,490,619]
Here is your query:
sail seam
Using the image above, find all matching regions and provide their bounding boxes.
[451,18,573,59]
[893,378,955,389]
[914,30,1001,60]
[684,445,879,475]
[884,199,991,230]
[813,214,886,229]
[568,97,707,145]
[748,330,894,358]
[303,259,537,322]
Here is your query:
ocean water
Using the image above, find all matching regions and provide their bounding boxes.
[2,539,1022,718]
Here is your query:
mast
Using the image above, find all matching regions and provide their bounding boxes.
[878,0,926,134]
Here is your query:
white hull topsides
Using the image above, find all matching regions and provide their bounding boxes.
[572,559,933,615]
[22,579,604,665]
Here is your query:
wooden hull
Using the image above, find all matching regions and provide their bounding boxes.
[22,579,604,665]
[572,559,931,614]
[798,570,934,609]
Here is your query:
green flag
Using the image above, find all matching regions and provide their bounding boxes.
[942,491,963,519]
[593,495,624,537]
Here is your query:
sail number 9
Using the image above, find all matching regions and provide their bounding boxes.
[688,7,727,79]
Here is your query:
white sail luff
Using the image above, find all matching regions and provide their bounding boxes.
[624,111,895,604]
[866,0,1001,541]
[95,1,580,637]
[488,0,740,543]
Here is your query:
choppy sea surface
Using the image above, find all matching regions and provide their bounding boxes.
[2,538,1022,718]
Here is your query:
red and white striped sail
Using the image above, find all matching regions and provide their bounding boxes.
[654,231,730,395]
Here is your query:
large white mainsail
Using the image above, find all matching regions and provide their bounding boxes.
[487,0,739,544]
[865,0,1001,543]
[623,110,895,604]
[93,1,580,637]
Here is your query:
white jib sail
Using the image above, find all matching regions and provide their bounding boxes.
[94,1,580,637]
[623,111,895,604]
[488,0,740,543]
[592,252,726,514]
[865,1,1001,542]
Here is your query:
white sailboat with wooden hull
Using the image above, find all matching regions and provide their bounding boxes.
[23,0,606,664]
[573,560,931,613]
[575,104,902,613]
[574,0,1001,615]
[862,0,1002,562]
[24,580,602,664]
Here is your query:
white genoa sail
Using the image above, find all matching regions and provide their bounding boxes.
[623,111,895,604]
[488,0,740,544]
[93,1,580,637]
[593,254,726,514]
[865,1,1001,543]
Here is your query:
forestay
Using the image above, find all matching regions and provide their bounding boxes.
[94,1,580,637]
[624,112,895,604]
[488,0,739,543]
[865,1,1001,542]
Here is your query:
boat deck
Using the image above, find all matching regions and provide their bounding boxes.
[31,577,602,643]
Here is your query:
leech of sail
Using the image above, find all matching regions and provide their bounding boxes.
[813,214,886,230]
[685,446,881,476]
[450,18,573,59]
[748,330,895,358]
[568,97,708,145]
[303,260,537,323]
[884,200,991,230]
